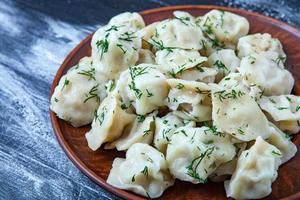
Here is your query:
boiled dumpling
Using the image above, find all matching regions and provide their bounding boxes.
[258,95,300,133]
[207,49,240,82]
[107,143,174,198]
[225,136,282,200]
[117,64,169,115]
[105,112,157,151]
[155,48,207,77]
[267,122,297,163]
[239,52,294,96]
[137,22,159,43]
[209,142,247,182]
[212,89,270,141]
[237,33,286,58]
[166,126,236,184]
[150,11,204,50]
[85,93,136,151]
[108,12,145,31]
[50,57,107,127]
[198,9,249,45]
[277,120,300,134]
[91,23,141,79]
[166,79,213,122]
[136,49,155,64]
[153,112,195,154]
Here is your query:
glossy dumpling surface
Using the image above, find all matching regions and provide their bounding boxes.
[50,57,107,127]
[239,52,294,96]
[225,136,282,200]
[107,143,174,198]
[237,33,286,58]
[85,93,136,150]
[212,89,270,141]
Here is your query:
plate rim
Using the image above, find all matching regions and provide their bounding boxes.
[49,5,300,200]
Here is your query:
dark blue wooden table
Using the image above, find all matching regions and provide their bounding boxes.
[0,0,299,199]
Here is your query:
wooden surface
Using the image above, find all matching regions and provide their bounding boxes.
[50,5,300,200]
[2,1,300,200]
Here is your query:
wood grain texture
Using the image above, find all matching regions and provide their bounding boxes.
[2,1,300,200]
[50,5,300,200]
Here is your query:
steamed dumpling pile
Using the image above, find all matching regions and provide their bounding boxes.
[50,10,299,199]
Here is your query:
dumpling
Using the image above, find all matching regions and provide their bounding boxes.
[136,49,155,64]
[105,112,157,151]
[155,48,207,77]
[150,11,204,50]
[198,9,249,45]
[225,136,282,200]
[219,72,264,101]
[50,57,107,127]
[207,49,240,82]
[117,64,169,115]
[166,126,236,184]
[177,67,218,83]
[166,79,213,122]
[209,142,247,182]
[239,52,294,96]
[137,22,159,42]
[85,93,136,151]
[277,120,300,134]
[108,12,145,31]
[237,33,286,58]
[267,122,297,163]
[91,24,141,79]
[259,95,300,121]
[212,89,270,141]
[258,95,300,133]
[107,143,174,198]
[153,112,195,154]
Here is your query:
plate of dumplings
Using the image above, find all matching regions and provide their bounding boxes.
[50,5,300,200]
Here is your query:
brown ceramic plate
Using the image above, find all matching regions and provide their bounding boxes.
[50,5,300,200]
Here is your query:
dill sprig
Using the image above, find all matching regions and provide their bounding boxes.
[176,83,185,89]
[186,147,214,183]
[214,60,228,71]
[105,80,116,92]
[203,123,225,137]
[94,106,107,126]
[105,25,124,32]
[116,43,127,54]
[119,31,137,42]
[271,55,286,66]
[173,15,191,26]
[140,166,149,178]
[61,78,70,91]
[143,129,151,136]
[271,150,281,156]
[137,114,146,123]
[84,84,100,103]
[248,55,256,64]
[167,63,186,78]
[77,68,96,81]
[148,38,175,54]
[213,89,245,103]
[96,39,109,60]
[146,89,153,97]
[128,66,149,99]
